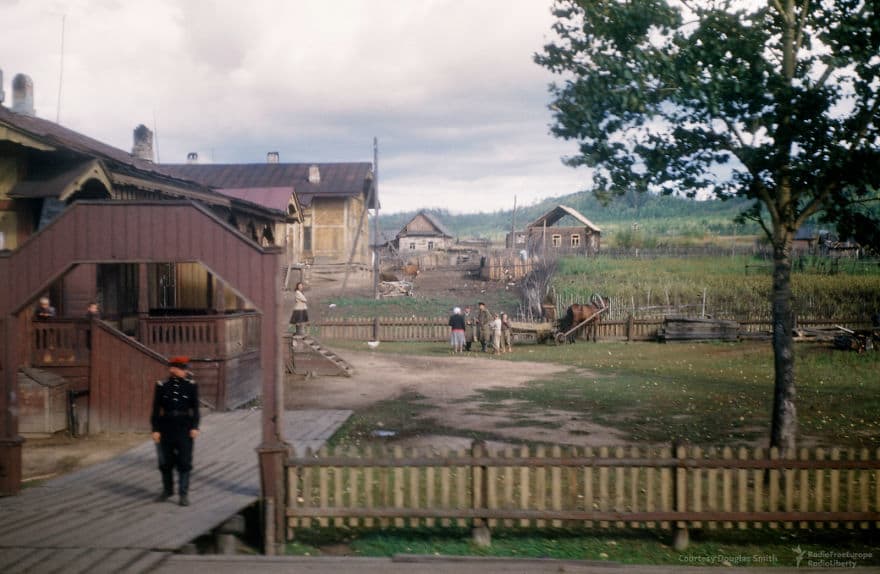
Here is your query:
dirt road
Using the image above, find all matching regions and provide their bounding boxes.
[286,347,626,449]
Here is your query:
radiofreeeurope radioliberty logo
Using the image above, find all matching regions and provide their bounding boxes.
[793,547,874,568]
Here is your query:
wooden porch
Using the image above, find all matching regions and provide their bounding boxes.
[28,311,263,422]
[0,408,351,574]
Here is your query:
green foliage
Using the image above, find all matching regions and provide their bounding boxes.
[285,527,880,566]
[553,255,880,319]
[535,0,880,235]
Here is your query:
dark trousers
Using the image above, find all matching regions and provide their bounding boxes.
[156,429,194,494]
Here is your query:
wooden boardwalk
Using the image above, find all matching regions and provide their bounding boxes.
[0,409,351,574]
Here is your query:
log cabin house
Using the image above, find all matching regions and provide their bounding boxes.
[392,210,454,253]
[0,76,290,494]
[508,205,601,257]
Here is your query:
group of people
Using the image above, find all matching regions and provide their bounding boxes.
[448,301,512,354]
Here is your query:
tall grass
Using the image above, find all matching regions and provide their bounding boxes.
[553,256,880,320]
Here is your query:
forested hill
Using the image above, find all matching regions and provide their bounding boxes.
[378,190,759,240]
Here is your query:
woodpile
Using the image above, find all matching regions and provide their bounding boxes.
[658,316,739,342]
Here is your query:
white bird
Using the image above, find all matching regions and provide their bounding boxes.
[367,341,380,349]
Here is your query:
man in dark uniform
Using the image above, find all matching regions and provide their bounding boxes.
[151,356,200,506]
[476,301,492,352]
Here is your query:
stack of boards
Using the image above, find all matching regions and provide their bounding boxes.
[658,316,740,342]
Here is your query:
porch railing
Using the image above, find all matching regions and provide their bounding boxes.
[31,319,92,367]
[140,312,260,359]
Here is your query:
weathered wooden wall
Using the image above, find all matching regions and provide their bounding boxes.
[88,321,167,433]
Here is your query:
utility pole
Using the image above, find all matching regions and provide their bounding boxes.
[372,137,380,300]
[510,195,517,250]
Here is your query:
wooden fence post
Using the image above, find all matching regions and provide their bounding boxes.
[673,441,689,551]
[372,316,380,341]
[471,439,491,547]
[626,313,634,342]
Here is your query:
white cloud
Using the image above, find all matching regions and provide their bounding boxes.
[0,0,589,213]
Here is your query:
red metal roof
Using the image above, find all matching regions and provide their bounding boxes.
[218,187,295,214]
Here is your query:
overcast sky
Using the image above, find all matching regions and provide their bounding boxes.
[0,0,593,214]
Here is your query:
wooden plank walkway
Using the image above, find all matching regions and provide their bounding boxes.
[0,409,351,574]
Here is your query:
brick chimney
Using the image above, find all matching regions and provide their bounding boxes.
[11,73,35,116]
[132,125,154,162]
[308,164,321,184]
[267,151,280,164]
[187,152,199,164]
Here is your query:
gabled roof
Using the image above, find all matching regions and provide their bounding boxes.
[526,205,601,233]
[7,159,112,201]
[0,106,222,202]
[161,163,377,208]
[218,187,302,221]
[396,211,454,239]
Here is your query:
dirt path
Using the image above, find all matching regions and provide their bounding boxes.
[286,348,626,449]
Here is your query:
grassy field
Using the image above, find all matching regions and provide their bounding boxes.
[285,527,879,566]
[328,339,880,448]
[553,255,880,320]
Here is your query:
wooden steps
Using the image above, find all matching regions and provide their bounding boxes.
[289,335,354,377]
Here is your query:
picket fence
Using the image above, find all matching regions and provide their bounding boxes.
[314,316,872,343]
[286,443,880,537]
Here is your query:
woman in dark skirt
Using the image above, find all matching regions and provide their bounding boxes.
[291,282,309,335]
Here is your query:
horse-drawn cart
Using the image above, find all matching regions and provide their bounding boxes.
[510,320,557,344]
[511,295,609,345]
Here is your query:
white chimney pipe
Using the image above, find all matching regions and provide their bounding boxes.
[11,73,35,116]
[308,165,321,184]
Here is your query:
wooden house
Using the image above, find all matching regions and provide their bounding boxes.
[393,211,454,253]
[514,205,601,256]
[0,91,288,494]
[163,160,376,267]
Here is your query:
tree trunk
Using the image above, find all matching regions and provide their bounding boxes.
[769,233,797,454]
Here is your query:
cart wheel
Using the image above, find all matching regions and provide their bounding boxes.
[554,332,567,345]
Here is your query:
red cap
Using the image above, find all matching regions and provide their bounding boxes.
[169,356,190,368]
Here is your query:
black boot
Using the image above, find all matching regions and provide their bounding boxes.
[178,471,190,506]
[155,470,173,502]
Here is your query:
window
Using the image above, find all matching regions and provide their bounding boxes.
[551,234,562,248]
[409,242,416,250]
[571,234,581,247]
[303,225,312,252]
[428,241,434,250]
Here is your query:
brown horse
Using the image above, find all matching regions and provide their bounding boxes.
[557,295,609,343]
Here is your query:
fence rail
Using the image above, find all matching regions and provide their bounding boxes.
[285,442,880,535]
[315,316,873,343]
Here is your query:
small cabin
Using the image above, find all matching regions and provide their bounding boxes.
[393,211,455,253]
[510,205,601,256]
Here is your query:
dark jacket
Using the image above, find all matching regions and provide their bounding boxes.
[449,314,466,330]
[151,376,200,433]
